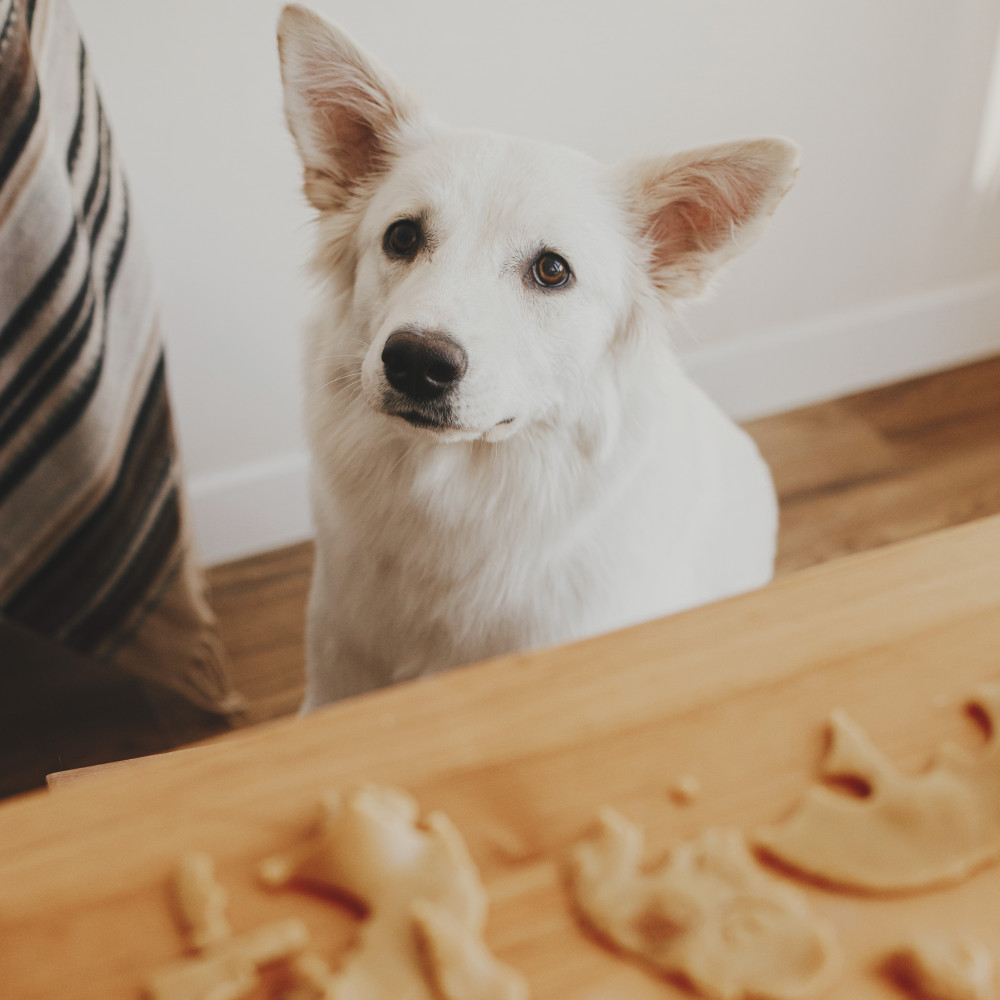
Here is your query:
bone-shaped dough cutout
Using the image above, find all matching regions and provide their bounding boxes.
[569,808,841,1000]
[258,784,529,1000]
[146,852,311,1000]
[755,683,1000,892]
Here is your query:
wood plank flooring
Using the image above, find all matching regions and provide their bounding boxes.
[208,542,312,724]
[6,354,1000,794]
[748,355,1000,573]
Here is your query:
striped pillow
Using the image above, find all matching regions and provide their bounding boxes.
[0,0,243,716]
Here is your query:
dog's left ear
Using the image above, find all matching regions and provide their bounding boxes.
[277,5,421,211]
[617,138,799,300]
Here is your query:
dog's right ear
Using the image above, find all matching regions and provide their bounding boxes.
[277,5,420,211]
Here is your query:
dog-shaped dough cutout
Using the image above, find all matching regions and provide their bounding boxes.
[259,784,529,1000]
[755,683,1000,893]
[569,809,840,1000]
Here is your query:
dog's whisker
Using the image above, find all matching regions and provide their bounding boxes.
[314,352,366,362]
[306,370,364,405]
[312,366,361,386]
[322,372,362,388]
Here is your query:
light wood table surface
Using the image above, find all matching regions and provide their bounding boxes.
[4,514,1000,998]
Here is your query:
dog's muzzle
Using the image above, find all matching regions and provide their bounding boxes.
[381,329,467,403]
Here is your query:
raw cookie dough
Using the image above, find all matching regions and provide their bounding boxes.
[569,808,841,1000]
[146,852,311,1000]
[885,937,996,1000]
[755,684,1000,892]
[173,851,231,949]
[259,783,529,1000]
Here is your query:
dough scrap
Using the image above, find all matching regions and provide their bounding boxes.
[885,937,996,1000]
[145,851,311,1000]
[755,684,1000,892]
[569,808,841,1000]
[173,852,232,950]
[259,783,529,1000]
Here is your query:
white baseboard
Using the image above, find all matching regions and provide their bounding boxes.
[188,452,313,566]
[189,275,1000,565]
[682,274,1000,421]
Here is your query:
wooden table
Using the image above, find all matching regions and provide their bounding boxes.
[4,515,1000,999]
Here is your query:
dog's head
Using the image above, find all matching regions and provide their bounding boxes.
[279,5,798,444]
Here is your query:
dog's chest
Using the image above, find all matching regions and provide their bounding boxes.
[318,433,698,646]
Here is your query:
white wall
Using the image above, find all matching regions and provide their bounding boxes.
[71,0,1000,563]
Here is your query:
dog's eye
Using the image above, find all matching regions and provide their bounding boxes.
[531,252,571,288]
[383,219,422,259]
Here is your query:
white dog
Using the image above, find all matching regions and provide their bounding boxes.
[277,5,798,709]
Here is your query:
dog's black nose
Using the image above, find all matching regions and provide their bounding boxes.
[381,329,468,401]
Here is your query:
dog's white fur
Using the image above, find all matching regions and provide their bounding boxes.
[278,5,798,709]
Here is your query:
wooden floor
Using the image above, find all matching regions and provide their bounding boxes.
[750,354,1000,573]
[6,354,1000,794]
[208,543,313,723]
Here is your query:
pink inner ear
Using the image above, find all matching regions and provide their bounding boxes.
[326,103,384,183]
[304,77,392,189]
[647,197,716,264]
[644,165,765,269]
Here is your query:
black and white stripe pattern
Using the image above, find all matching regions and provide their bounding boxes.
[0,0,242,714]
